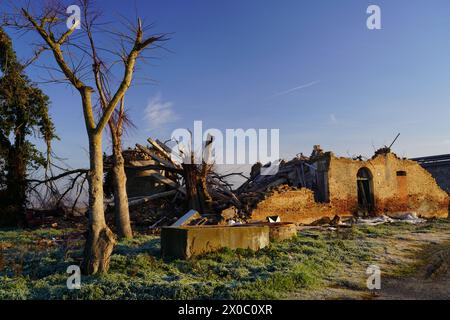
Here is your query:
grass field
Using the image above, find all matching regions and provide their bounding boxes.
[1,219,449,300]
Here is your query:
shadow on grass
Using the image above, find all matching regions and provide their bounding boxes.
[114,237,161,258]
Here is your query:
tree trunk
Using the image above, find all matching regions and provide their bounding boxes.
[1,149,26,226]
[199,163,213,212]
[183,163,203,212]
[2,127,26,226]
[81,133,116,275]
[111,134,132,239]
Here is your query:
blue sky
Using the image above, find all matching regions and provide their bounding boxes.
[3,0,450,170]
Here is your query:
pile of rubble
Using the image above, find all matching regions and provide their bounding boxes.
[229,145,327,220]
[106,140,330,228]
[104,137,249,228]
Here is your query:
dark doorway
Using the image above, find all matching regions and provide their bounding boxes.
[357,167,374,215]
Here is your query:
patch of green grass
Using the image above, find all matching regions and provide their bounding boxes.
[0,227,75,245]
[0,276,29,300]
[358,225,393,237]
[388,261,420,278]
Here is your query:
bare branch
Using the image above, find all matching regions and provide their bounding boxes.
[27,168,89,186]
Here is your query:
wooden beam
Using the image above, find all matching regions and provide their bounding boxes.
[141,169,186,195]
[156,139,173,154]
[126,162,183,174]
[147,137,171,159]
[148,137,183,167]
[128,190,178,207]
[136,144,176,169]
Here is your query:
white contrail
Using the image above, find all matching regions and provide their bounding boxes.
[270,80,320,98]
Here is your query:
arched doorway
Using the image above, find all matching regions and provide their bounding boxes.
[357,167,374,215]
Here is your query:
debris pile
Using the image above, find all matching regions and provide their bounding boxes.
[233,145,329,220]
[105,142,339,229]
[105,137,251,228]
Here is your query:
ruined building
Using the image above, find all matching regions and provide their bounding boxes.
[111,141,449,227]
[104,147,171,199]
[239,147,449,224]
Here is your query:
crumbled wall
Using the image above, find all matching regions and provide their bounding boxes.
[250,188,352,224]
[326,152,448,218]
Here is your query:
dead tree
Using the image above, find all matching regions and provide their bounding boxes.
[4,0,166,274]
[134,136,214,214]
[179,134,214,213]
[27,167,89,212]
[198,134,214,211]
[83,11,136,239]
[183,159,202,212]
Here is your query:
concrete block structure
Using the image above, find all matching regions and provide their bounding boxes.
[161,225,270,259]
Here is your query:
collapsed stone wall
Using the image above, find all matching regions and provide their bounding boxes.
[250,187,352,224]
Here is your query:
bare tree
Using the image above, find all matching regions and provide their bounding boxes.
[3,0,167,274]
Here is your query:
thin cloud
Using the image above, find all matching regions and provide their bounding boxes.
[329,113,337,124]
[270,80,320,98]
[144,94,179,131]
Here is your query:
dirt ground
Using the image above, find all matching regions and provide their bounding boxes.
[291,221,450,300]
[377,239,450,299]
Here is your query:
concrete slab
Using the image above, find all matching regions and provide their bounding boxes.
[171,209,201,227]
[161,225,270,259]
